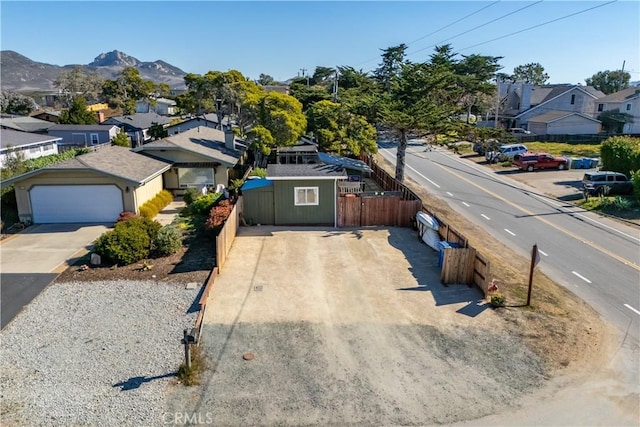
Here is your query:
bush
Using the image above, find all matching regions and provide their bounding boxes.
[154,225,183,257]
[183,188,199,205]
[250,167,267,178]
[490,293,506,307]
[190,192,222,215]
[139,205,155,219]
[94,226,151,265]
[205,199,233,231]
[632,170,640,200]
[138,190,174,219]
[600,136,640,175]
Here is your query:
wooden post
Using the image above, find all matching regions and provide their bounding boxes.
[527,244,539,306]
[183,329,192,369]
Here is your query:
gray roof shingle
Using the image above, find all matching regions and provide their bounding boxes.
[48,124,119,132]
[596,87,640,102]
[103,112,172,130]
[267,163,347,178]
[0,115,55,133]
[0,129,62,150]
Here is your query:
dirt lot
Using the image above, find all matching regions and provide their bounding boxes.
[165,227,553,425]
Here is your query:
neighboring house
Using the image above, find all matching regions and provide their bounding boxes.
[527,111,601,135]
[242,163,347,227]
[102,113,172,147]
[0,114,55,133]
[165,115,221,135]
[498,83,605,133]
[32,111,61,123]
[262,85,290,95]
[135,126,247,193]
[594,87,640,134]
[0,129,61,167]
[3,145,171,224]
[48,124,121,148]
[135,98,177,116]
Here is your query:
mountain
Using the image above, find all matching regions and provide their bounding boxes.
[1,50,188,92]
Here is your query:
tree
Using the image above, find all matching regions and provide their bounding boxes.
[111,131,131,147]
[148,123,168,140]
[511,63,549,84]
[1,92,37,115]
[455,51,503,123]
[288,82,332,111]
[59,96,97,125]
[257,73,275,85]
[53,67,104,107]
[598,109,634,134]
[374,44,408,93]
[102,67,155,114]
[585,70,631,94]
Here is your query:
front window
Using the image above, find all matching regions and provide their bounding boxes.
[627,104,631,111]
[294,187,319,206]
[178,168,215,187]
[90,133,99,145]
[570,94,575,105]
[597,104,604,112]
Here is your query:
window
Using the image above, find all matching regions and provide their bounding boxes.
[597,104,604,112]
[627,104,631,111]
[294,187,319,206]
[90,133,99,145]
[178,168,215,188]
[29,147,40,154]
[570,94,575,105]
[615,175,627,182]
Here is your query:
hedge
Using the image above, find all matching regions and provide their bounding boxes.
[139,190,174,219]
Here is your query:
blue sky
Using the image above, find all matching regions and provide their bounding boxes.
[1,1,638,85]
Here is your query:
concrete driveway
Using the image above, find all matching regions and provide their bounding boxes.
[1,223,109,329]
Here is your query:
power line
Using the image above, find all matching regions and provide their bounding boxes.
[352,1,502,68]
[406,1,543,59]
[458,0,618,52]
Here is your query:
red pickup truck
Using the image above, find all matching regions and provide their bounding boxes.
[513,153,568,171]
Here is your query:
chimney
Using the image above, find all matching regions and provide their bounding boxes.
[224,128,235,150]
[96,111,105,123]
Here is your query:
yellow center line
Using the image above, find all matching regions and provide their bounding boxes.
[427,159,640,272]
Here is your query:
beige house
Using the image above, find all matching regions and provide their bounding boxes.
[527,111,601,135]
[5,145,171,224]
[135,126,247,194]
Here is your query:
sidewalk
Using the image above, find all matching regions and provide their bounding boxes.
[155,198,186,226]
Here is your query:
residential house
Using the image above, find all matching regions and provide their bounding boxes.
[135,126,247,194]
[594,87,640,134]
[135,98,177,116]
[165,115,222,135]
[0,129,61,167]
[32,111,62,123]
[498,83,605,134]
[0,114,55,133]
[102,112,172,147]
[48,124,121,148]
[3,145,171,223]
[527,111,601,135]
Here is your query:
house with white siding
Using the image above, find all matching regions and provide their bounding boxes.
[0,129,60,167]
[527,111,601,135]
[593,87,640,134]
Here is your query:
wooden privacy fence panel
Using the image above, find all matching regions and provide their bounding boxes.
[473,252,491,294]
[337,196,361,227]
[337,196,422,227]
[216,196,242,271]
[441,247,476,285]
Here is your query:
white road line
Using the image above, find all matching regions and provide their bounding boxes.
[446,192,453,196]
[481,214,491,220]
[572,271,592,284]
[538,249,548,256]
[624,304,640,316]
[407,164,441,188]
[462,202,470,207]
[504,229,515,236]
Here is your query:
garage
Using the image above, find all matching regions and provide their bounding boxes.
[30,185,123,223]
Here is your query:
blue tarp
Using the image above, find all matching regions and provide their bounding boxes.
[241,178,273,190]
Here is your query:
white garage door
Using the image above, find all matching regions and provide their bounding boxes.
[30,185,123,223]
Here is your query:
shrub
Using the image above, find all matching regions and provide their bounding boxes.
[250,167,267,178]
[183,188,199,205]
[138,190,173,219]
[205,199,233,231]
[490,293,506,307]
[632,170,640,200]
[94,226,151,265]
[123,216,162,241]
[190,192,222,215]
[229,178,245,191]
[139,205,156,219]
[600,136,640,175]
[154,225,183,257]
[159,190,173,205]
[117,211,138,222]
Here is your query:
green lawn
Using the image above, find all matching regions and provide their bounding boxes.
[523,142,601,158]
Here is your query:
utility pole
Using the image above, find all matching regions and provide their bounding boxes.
[619,60,626,92]
[332,68,339,102]
[494,77,500,128]
[300,68,309,87]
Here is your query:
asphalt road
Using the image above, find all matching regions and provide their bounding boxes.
[379,142,640,345]
[1,273,58,329]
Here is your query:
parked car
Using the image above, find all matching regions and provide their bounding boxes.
[512,153,568,172]
[486,144,528,163]
[509,127,532,135]
[582,171,634,196]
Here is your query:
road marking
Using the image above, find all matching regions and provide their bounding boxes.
[572,271,592,283]
[624,304,640,316]
[504,229,516,236]
[407,164,441,188]
[462,202,470,207]
[538,249,548,256]
[446,192,453,196]
[481,214,491,220]
[425,156,640,272]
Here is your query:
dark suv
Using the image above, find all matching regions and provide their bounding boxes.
[582,171,634,196]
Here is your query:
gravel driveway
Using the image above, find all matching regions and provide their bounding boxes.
[0,280,198,426]
[165,227,546,426]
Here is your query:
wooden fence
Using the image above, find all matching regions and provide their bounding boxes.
[337,194,422,227]
[215,196,243,272]
[362,154,492,294]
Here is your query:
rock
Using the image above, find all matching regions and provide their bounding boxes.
[90,253,101,265]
